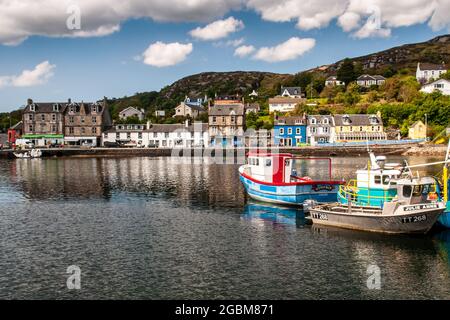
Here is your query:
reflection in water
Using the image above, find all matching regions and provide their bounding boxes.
[0,156,449,299]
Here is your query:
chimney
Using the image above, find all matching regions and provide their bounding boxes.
[185,119,190,128]
[68,98,71,104]
[146,121,151,130]
[27,98,33,106]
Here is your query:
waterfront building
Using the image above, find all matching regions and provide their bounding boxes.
[408,120,427,140]
[22,99,66,146]
[307,115,334,146]
[102,121,208,148]
[325,76,345,86]
[64,99,112,147]
[416,62,447,83]
[268,97,305,113]
[119,107,145,121]
[333,114,387,142]
[273,116,307,147]
[356,75,386,87]
[420,79,450,95]
[7,121,23,146]
[173,97,206,118]
[208,103,245,147]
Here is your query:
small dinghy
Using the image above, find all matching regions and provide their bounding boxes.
[239,153,344,206]
[309,176,445,234]
[13,149,42,159]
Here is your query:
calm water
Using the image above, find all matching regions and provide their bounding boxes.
[0,156,449,300]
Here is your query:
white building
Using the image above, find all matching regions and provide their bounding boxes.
[420,79,450,95]
[268,97,305,113]
[416,62,447,83]
[102,122,209,148]
[280,87,302,98]
[119,107,145,121]
[306,115,334,146]
[325,76,345,86]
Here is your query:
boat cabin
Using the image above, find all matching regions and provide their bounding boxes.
[245,153,294,184]
[396,177,438,205]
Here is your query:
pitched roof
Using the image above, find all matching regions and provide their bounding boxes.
[418,62,447,71]
[185,104,206,112]
[65,102,105,115]
[269,97,304,104]
[209,104,245,116]
[119,106,144,114]
[326,76,338,81]
[307,115,333,126]
[23,102,68,113]
[281,87,302,96]
[334,114,383,126]
[275,116,307,126]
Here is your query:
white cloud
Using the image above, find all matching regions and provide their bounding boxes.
[1,1,450,44]
[247,0,450,38]
[0,0,243,45]
[234,45,255,57]
[189,17,244,41]
[142,41,193,67]
[227,38,245,47]
[253,37,315,62]
[0,61,56,88]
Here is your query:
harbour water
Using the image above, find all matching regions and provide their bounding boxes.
[0,156,449,299]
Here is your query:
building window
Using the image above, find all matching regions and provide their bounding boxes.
[212,116,217,123]
[312,127,317,134]
[53,104,59,112]
[231,116,236,124]
[104,133,108,139]
[41,114,45,121]
[81,128,85,134]
[29,125,33,132]
[69,116,74,123]
[310,118,316,125]
[52,125,56,132]
[52,114,56,121]
[29,114,33,121]
[138,132,143,139]
[165,133,169,138]
[81,117,85,124]
[30,104,36,112]
[92,127,97,134]
[116,133,120,139]
[92,117,97,124]
[279,128,284,135]
[360,126,363,132]
[296,128,300,135]
[127,133,131,139]
[288,128,292,135]
[153,132,157,138]
[69,127,74,134]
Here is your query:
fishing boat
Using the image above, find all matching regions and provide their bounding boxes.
[310,176,445,234]
[239,153,344,206]
[439,140,450,228]
[13,149,42,159]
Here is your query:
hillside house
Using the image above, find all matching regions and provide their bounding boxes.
[416,62,447,83]
[119,107,145,121]
[325,76,345,86]
[307,115,334,146]
[420,79,450,95]
[356,75,386,87]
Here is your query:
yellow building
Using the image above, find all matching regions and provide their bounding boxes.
[333,113,387,142]
[408,120,427,140]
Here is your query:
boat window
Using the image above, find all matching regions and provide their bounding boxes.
[413,185,424,197]
[255,158,260,166]
[374,176,381,184]
[422,184,432,194]
[382,175,391,185]
[285,159,290,167]
[265,159,272,167]
[403,185,412,198]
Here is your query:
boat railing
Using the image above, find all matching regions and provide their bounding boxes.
[339,180,397,205]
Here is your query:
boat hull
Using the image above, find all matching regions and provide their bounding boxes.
[310,203,445,234]
[438,203,450,228]
[239,173,340,206]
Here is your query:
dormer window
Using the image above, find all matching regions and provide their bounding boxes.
[323,118,329,124]
[295,120,302,125]
[369,116,378,125]
[310,118,316,125]
[53,104,59,112]
[343,115,351,125]
[30,104,36,112]
[69,105,75,113]
[92,104,97,113]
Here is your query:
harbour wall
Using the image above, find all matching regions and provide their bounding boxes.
[0,144,446,159]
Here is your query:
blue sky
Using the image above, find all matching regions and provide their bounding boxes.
[0,2,447,112]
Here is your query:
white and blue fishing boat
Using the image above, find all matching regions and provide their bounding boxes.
[239,153,344,206]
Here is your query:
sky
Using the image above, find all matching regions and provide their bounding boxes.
[0,0,449,112]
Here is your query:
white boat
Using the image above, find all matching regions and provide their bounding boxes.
[13,149,42,159]
[310,176,445,234]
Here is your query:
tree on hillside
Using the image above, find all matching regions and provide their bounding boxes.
[335,83,361,106]
[337,58,357,86]
[440,71,450,80]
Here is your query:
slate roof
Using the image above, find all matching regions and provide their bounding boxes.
[334,114,382,126]
[185,104,206,112]
[281,87,302,96]
[307,115,334,126]
[274,116,307,126]
[209,104,245,116]
[418,63,447,71]
[268,97,305,104]
[23,102,68,113]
